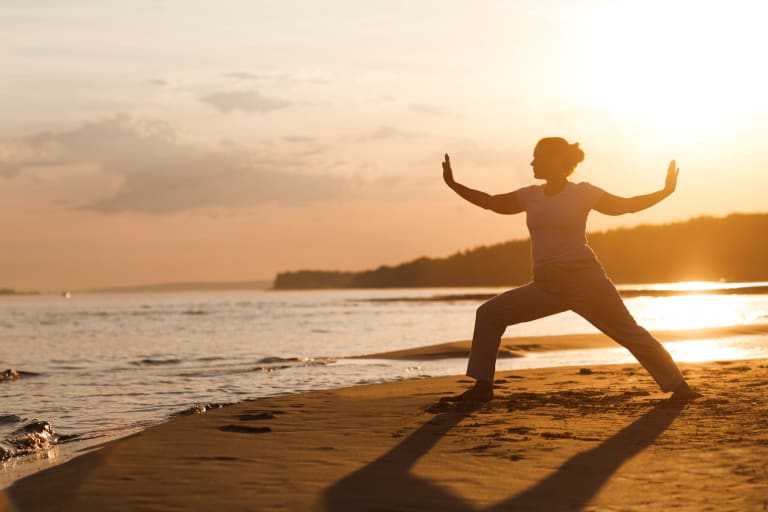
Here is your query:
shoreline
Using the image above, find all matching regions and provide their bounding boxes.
[3,322,768,492]
[3,357,767,511]
[353,323,768,359]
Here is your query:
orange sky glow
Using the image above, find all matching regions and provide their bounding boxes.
[2,1,768,291]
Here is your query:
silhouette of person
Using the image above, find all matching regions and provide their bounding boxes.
[442,137,699,403]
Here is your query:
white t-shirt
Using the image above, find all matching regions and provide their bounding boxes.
[515,182,605,267]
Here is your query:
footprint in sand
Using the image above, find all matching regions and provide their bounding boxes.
[190,456,241,461]
[219,409,283,433]
[219,425,272,434]
[237,412,276,421]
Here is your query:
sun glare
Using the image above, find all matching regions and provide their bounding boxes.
[580,2,768,143]
[631,293,752,331]
[652,281,725,292]
[665,339,747,363]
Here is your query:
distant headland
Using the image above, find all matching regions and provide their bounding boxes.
[84,280,273,294]
[1,281,274,296]
[273,213,768,289]
[0,288,39,296]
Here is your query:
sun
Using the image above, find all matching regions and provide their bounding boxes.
[577,1,768,143]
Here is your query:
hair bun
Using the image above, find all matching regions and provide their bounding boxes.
[569,142,585,165]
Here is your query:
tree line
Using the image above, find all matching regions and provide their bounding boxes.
[273,213,768,289]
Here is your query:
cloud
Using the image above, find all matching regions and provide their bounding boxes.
[282,135,317,143]
[200,90,291,113]
[0,158,52,178]
[221,72,264,80]
[370,95,396,103]
[359,126,420,141]
[148,79,168,86]
[0,140,63,178]
[0,116,358,214]
[85,166,350,214]
[222,71,328,85]
[409,103,453,116]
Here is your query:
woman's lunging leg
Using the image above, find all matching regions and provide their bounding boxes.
[571,273,685,392]
[467,283,565,384]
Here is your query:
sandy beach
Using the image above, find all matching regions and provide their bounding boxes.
[3,343,767,512]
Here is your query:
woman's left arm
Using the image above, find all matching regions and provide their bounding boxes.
[594,160,679,216]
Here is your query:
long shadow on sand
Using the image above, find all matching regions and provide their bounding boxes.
[323,401,684,511]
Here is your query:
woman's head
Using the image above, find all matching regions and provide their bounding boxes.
[530,137,585,180]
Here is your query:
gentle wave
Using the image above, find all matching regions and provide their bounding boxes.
[0,401,237,463]
[0,420,62,462]
[0,415,23,426]
[174,357,335,378]
[171,402,233,417]
[1,370,22,383]
[1,369,41,382]
[255,356,301,364]
[132,358,183,366]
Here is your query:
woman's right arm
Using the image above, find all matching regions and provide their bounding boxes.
[442,154,523,215]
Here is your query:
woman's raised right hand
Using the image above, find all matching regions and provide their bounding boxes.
[664,160,679,194]
[442,153,455,186]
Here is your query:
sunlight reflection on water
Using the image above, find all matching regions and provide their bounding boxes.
[491,336,768,374]
[665,336,767,363]
[626,293,766,331]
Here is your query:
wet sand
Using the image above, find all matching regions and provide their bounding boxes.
[3,355,767,511]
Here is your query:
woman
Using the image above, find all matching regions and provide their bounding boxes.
[442,137,699,403]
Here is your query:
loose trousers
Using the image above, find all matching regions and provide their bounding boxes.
[466,259,684,392]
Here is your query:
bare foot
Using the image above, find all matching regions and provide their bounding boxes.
[441,381,493,403]
[669,381,701,404]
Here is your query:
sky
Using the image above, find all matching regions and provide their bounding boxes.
[2,0,768,291]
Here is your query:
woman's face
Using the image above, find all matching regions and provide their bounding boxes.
[530,143,566,180]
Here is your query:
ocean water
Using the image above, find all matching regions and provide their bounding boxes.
[2,285,768,482]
